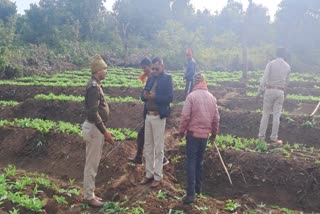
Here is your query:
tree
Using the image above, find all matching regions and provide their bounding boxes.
[0,0,17,73]
[275,0,320,72]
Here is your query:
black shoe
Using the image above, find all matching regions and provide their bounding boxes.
[182,195,195,204]
[128,157,143,164]
[163,157,169,166]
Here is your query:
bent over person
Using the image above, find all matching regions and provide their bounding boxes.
[179,73,220,204]
[82,55,114,207]
[257,48,291,145]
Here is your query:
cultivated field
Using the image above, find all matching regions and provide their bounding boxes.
[0,68,319,213]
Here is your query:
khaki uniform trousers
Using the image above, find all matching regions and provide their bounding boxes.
[258,89,284,141]
[144,114,166,181]
[82,120,104,200]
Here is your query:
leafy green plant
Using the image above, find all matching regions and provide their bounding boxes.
[255,140,268,152]
[53,195,68,205]
[0,100,19,106]
[156,190,167,200]
[195,205,209,212]
[9,208,19,214]
[100,201,129,213]
[4,165,16,177]
[224,199,241,212]
[69,178,75,185]
[128,207,146,214]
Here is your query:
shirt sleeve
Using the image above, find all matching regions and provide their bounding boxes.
[179,95,192,134]
[211,101,220,135]
[259,62,271,93]
[86,86,107,134]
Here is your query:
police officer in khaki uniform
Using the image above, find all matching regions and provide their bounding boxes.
[82,54,114,207]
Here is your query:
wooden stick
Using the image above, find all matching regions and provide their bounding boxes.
[213,141,233,185]
[310,101,320,117]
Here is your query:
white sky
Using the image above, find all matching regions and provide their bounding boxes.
[15,0,281,20]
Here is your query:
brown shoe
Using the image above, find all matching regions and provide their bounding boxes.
[150,180,161,188]
[140,177,153,185]
[86,198,104,207]
[271,139,283,146]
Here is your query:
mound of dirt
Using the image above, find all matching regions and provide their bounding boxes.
[0,126,319,213]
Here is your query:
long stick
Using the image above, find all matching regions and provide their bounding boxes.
[104,120,144,159]
[310,101,320,117]
[213,141,233,185]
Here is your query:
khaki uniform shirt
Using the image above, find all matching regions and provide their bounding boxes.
[85,76,110,134]
[259,58,291,92]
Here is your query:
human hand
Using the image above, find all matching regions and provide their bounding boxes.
[104,131,115,144]
[209,134,216,143]
[178,132,185,142]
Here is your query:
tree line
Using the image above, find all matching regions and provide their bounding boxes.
[0,0,320,78]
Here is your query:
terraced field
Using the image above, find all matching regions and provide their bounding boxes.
[0,68,319,213]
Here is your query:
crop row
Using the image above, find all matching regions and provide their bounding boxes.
[0,118,137,140]
[179,134,320,160]
[0,165,80,212]
[34,93,141,103]
[33,93,320,103]
[0,165,149,214]
[0,68,319,89]
[247,91,320,102]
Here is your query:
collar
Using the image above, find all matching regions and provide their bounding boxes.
[92,75,101,85]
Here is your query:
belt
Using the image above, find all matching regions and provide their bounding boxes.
[266,86,284,91]
[147,111,159,116]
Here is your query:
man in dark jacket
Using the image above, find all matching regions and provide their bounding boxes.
[128,57,169,166]
[184,48,196,97]
[140,57,173,188]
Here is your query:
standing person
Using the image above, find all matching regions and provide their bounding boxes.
[179,73,220,204]
[82,54,114,207]
[184,48,196,97]
[140,57,173,188]
[257,47,291,145]
[128,57,169,165]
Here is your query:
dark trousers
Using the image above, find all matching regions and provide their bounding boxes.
[186,135,207,196]
[184,79,193,96]
[135,125,145,159]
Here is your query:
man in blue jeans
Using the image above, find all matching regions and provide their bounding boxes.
[179,73,220,204]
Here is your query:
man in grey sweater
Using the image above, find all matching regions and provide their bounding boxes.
[257,48,291,145]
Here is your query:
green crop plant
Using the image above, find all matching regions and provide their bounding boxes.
[224,199,241,212]
[53,195,68,205]
[301,120,316,128]
[9,208,20,214]
[0,100,19,106]
[68,178,75,185]
[100,201,129,214]
[156,190,167,200]
[4,165,16,177]
[128,207,146,214]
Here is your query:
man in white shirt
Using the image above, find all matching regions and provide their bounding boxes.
[257,48,291,145]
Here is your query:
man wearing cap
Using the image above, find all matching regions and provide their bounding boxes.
[184,48,197,97]
[128,57,169,166]
[179,73,220,204]
[82,54,114,207]
[257,47,291,145]
[140,57,173,188]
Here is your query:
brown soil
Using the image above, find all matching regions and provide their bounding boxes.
[0,84,248,103]
[173,148,320,212]
[0,126,319,213]
[1,99,319,147]
[219,110,320,147]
